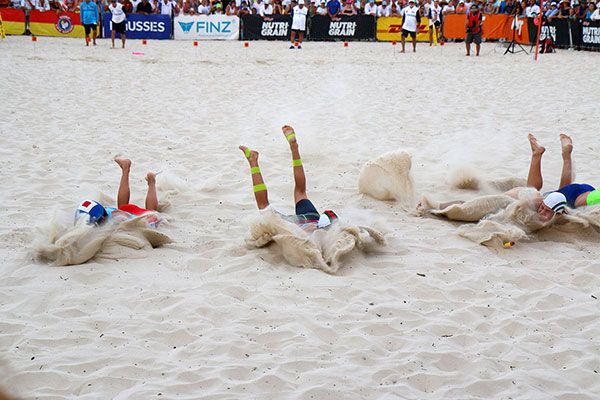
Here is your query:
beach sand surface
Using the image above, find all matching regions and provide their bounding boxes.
[1,37,599,399]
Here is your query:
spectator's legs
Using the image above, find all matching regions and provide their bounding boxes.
[111,29,116,48]
[239,146,270,210]
[466,41,470,56]
[281,125,309,204]
[145,173,158,211]
[290,30,296,48]
[401,33,406,52]
[411,34,416,52]
[121,32,126,48]
[115,158,132,208]
[298,31,304,45]
[558,134,573,189]
[475,42,480,56]
[526,134,545,191]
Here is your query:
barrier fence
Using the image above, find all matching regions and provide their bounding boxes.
[1,8,599,50]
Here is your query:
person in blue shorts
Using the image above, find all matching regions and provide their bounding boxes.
[425,134,599,222]
[75,158,159,228]
[239,125,338,233]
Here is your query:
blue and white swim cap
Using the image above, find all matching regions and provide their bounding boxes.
[75,200,107,224]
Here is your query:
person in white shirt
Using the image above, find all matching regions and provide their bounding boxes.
[108,0,126,48]
[159,0,174,15]
[526,0,540,16]
[197,0,210,13]
[290,0,307,48]
[316,0,328,13]
[377,0,390,16]
[253,0,263,13]
[35,0,50,11]
[364,0,377,14]
[260,0,274,15]
[590,7,600,20]
[429,0,441,45]
[401,0,420,52]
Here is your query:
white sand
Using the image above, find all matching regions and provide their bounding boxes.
[1,36,599,399]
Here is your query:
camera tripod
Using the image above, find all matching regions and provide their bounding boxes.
[504,16,528,55]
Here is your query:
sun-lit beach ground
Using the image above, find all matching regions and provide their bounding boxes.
[0,36,599,399]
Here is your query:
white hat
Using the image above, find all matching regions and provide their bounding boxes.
[542,192,567,214]
[299,0,304,3]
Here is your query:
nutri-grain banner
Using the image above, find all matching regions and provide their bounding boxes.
[0,8,26,35]
[103,13,171,39]
[29,10,84,37]
[309,15,375,40]
[174,15,239,40]
[241,15,291,40]
[578,20,600,48]
[527,17,570,46]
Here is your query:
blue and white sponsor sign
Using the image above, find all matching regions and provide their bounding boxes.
[174,15,239,40]
[103,13,171,40]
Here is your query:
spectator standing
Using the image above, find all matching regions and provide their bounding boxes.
[364,0,377,14]
[327,0,341,18]
[290,0,307,48]
[225,0,237,13]
[400,0,420,52]
[62,0,76,11]
[456,0,467,12]
[429,0,441,45]
[260,0,274,15]
[253,0,263,13]
[501,0,514,13]
[442,0,455,14]
[377,0,390,16]
[20,0,35,11]
[122,0,133,13]
[584,1,596,18]
[136,0,152,13]
[158,0,174,15]
[525,0,539,16]
[239,0,251,13]
[341,0,356,14]
[198,0,210,13]
[108,0,126,48]
[80,0,99,45]
[273,0,283,14]
[316,0,327,13]
[589,3,599,19]
[390,2,401,14]
[557,0,569,17]
[35,0,50,10]
[545,1,559,18]
[465,3,481,55]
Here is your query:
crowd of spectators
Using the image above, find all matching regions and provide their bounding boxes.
[3,0,599,22]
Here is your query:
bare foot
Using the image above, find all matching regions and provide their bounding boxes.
[281,125,297,145]
[114,158,131,171]
[528,134,545,156]
[560,134,573,157]
[238,145,259,165]
[145,172,156,186]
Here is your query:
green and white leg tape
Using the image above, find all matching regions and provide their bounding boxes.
[253,184,267,192]
[251,166,261,174]
[244,148,252,159]
[292,159,302,167]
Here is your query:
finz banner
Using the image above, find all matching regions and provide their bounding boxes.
[103,13,171,39]
[527,17,570,46]
[308,15,375,40]
[29,10,84,37]
[377,16,432,42]
[0,8,26,35]
[174,15,239,40]
[241,15,290,40]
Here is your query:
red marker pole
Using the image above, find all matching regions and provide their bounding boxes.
[534,0,544,61]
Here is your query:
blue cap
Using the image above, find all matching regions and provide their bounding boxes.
[75,200,107,224]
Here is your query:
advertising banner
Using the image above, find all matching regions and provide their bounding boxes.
[506,16,530,44]
[0,8,26,35]
[377,16,431,42]
[527,17,571,47]
[579,20,600,48]
[442,13,509,40]
[309,15,375,40]
[241,14,290,40]
[103,13,171,39]
[174,15,239,40]
[29,10,84,37]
